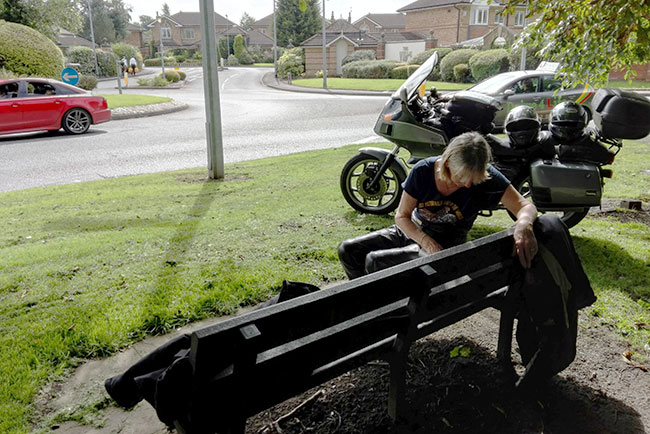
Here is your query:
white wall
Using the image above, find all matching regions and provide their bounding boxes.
[384,41,426,62]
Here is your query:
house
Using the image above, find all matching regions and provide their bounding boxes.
[147,11,236,51]
[123,23,151,57]
[56,28,97,52]
[396,0,529,47]
[300,18,435,76]
[249,14,274,35]
[353,13,406,34]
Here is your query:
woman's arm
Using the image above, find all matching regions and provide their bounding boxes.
[501,185,538,268]
[394,191,444,254]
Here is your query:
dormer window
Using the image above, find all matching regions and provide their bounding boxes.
[471,7,489,25]
[161,23,171,39]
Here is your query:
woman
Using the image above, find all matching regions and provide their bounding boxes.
[338,131,538,279]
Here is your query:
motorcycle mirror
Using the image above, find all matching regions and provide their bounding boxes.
[400,87,408,103]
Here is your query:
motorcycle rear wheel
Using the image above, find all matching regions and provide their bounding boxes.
[508,176,589,228]
[340,153,405,215]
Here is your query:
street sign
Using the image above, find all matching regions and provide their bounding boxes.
[61,67,80,86]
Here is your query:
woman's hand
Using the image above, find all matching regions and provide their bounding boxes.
[419,232,444,254]
[513,220,537,268]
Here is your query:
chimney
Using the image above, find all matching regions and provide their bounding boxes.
[348,11,351,23]
[331,11,334,21]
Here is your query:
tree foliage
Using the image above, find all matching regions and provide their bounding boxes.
[0,19,65,77]
[503,0,650,85]
[239,12,255,30]
[161,2,170,16]
[79,0,132,44]
[276,0,321,47]
[0,0,82,40]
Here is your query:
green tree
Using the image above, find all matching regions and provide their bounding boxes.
[276,0,320,47]
[139,14,153,26]
[0,0,82,40]
[239,12,255,30]
[233,33,245,57]
[107,0,131,40]
[161,2,170,16]
[79,0,131,44]
[503,0,650,85]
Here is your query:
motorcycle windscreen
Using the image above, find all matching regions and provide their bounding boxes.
[392,52,439,100]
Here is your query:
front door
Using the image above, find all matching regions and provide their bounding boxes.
[336,40,348,76]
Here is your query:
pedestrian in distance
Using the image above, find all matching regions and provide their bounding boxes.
[129,57,137,76]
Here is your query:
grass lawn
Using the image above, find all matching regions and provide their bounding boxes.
[608,80,650,89]
[99,94,172,109]
[291,78,472,92]
[1,142,649,433]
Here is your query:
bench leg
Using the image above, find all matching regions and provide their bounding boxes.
[497,310,517,380]
[387,349,408,422]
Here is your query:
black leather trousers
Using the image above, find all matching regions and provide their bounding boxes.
[337,225,425,279]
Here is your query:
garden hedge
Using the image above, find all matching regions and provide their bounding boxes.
[389,64,421,79]
[0,20,64,78]
[508,45,543,71]
[342,49,376,66]
[440,48,479,81]
[469,49,509,82]
[66,46,118,78]
[277,47,304,79]
[453,63,471,83]
[144,57,177,67]
[341,59,400,79]
[409,47,452,66]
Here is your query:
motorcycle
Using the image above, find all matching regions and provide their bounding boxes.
[339,52,650,228]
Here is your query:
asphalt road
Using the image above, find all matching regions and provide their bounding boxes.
[0,67,387,193]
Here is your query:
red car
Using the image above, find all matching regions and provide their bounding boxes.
[0,78,111,135]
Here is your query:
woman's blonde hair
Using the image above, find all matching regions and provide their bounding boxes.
[438,132,492,185]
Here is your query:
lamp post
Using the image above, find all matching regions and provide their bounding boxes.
[87,0,99,76]
[273,0,277,78]
[157,13,165,76]
[322,0,327,88]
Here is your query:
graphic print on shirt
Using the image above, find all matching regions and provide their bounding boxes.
[413,199,464,226]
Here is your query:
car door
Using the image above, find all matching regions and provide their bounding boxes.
[501,76,544,120]
[0,81,23,133]
[19,81,65,130]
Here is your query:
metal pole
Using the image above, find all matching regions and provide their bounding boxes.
[273,0,278,78]
[115,60,123,94]
[87,0,99,76]
[158,14,165,76]
[322,0,327,88]
[520,2,528,70]
[199,0,225,179]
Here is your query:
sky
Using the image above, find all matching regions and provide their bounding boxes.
[127,0,412,25]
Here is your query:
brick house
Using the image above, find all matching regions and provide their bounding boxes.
[123,23,151,57]
[147,11,236,50]
[352,13,406,34]
[397,0,529,47]
[249,14,274,36]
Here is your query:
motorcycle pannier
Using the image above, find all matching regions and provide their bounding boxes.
[591,88,650,139]
[530,159,601,207]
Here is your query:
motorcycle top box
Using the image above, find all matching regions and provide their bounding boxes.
[591,88,650,139]
[530,159,601,208]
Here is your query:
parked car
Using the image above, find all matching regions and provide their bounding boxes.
[467,69,594,130]
[0,78,110,136]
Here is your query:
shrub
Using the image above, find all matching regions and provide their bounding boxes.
[137,77,152,86]
[160,69,180,82]
[389,64,420,79]
[453,63,471,83]
[277,47,304,79]
[508,45,543,71]
[342,49,376,66]
[77,74,97,90]
[193,51,202,60]
[440,48,479,81]
[0,20,65,78]
[144,57,177,67]
[0,67,17,78]
[176,70,186,80]
[66,46,118,77]
[409,47,452,65]
[227,54,240,66]
[153,75,169,86]
[341,59,400,78]
[111,43,143,69]
[469,49,509,82]
[175,55,187,63]
[97,50,119,77]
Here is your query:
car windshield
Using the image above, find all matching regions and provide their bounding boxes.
[469,72,525,94]
[392,51,439,99]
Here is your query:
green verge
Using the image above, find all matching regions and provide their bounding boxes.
[1,141,649,433]
[291,78,472,91]
[607,80,650,89]
[99,94,172,109]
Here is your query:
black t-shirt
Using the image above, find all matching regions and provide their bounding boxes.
[402,156,510,247]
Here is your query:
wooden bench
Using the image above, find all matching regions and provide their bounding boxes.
[173,227,519,434]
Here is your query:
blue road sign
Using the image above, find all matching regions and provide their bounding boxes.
[61,67,80,86]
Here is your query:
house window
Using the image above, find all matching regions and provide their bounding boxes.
[514,11,525,27]
[359,23,369,32]
[161,23,171,39]
[471,7,489,25]
[181,28,195,39]
[494,12,504,24]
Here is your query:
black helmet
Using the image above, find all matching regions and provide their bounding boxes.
[549,101,588,141]
[505,105,540,147]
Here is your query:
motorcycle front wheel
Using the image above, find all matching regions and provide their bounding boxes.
[340,153,405,215]
[508,176,589,228]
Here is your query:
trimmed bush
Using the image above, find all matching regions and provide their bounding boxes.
[97,50,119,77]
[111,43,143,69]
[77,74,98,90]
[409,47,452,65]
[144,57,177,67]
[0,20,65,78]
[469,49,509,82]
[508,45,543,71]
[66,46,118,77]
[389,64,420,79]
[277,47,304,79]
[440,48,479,81]
[176,70,186,80]
[160,69,180,82]
[453,63,471,83]
[342,49,376,66]
[341,59,400,79]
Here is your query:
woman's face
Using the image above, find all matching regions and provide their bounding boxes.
[446,162,483,189]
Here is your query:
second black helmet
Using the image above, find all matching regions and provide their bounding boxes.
[549,101,588,142]
[505,105,540,148]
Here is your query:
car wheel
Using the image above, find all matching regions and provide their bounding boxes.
[62,108,91,135]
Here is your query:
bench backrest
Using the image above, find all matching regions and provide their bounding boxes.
[184,227,515,432]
